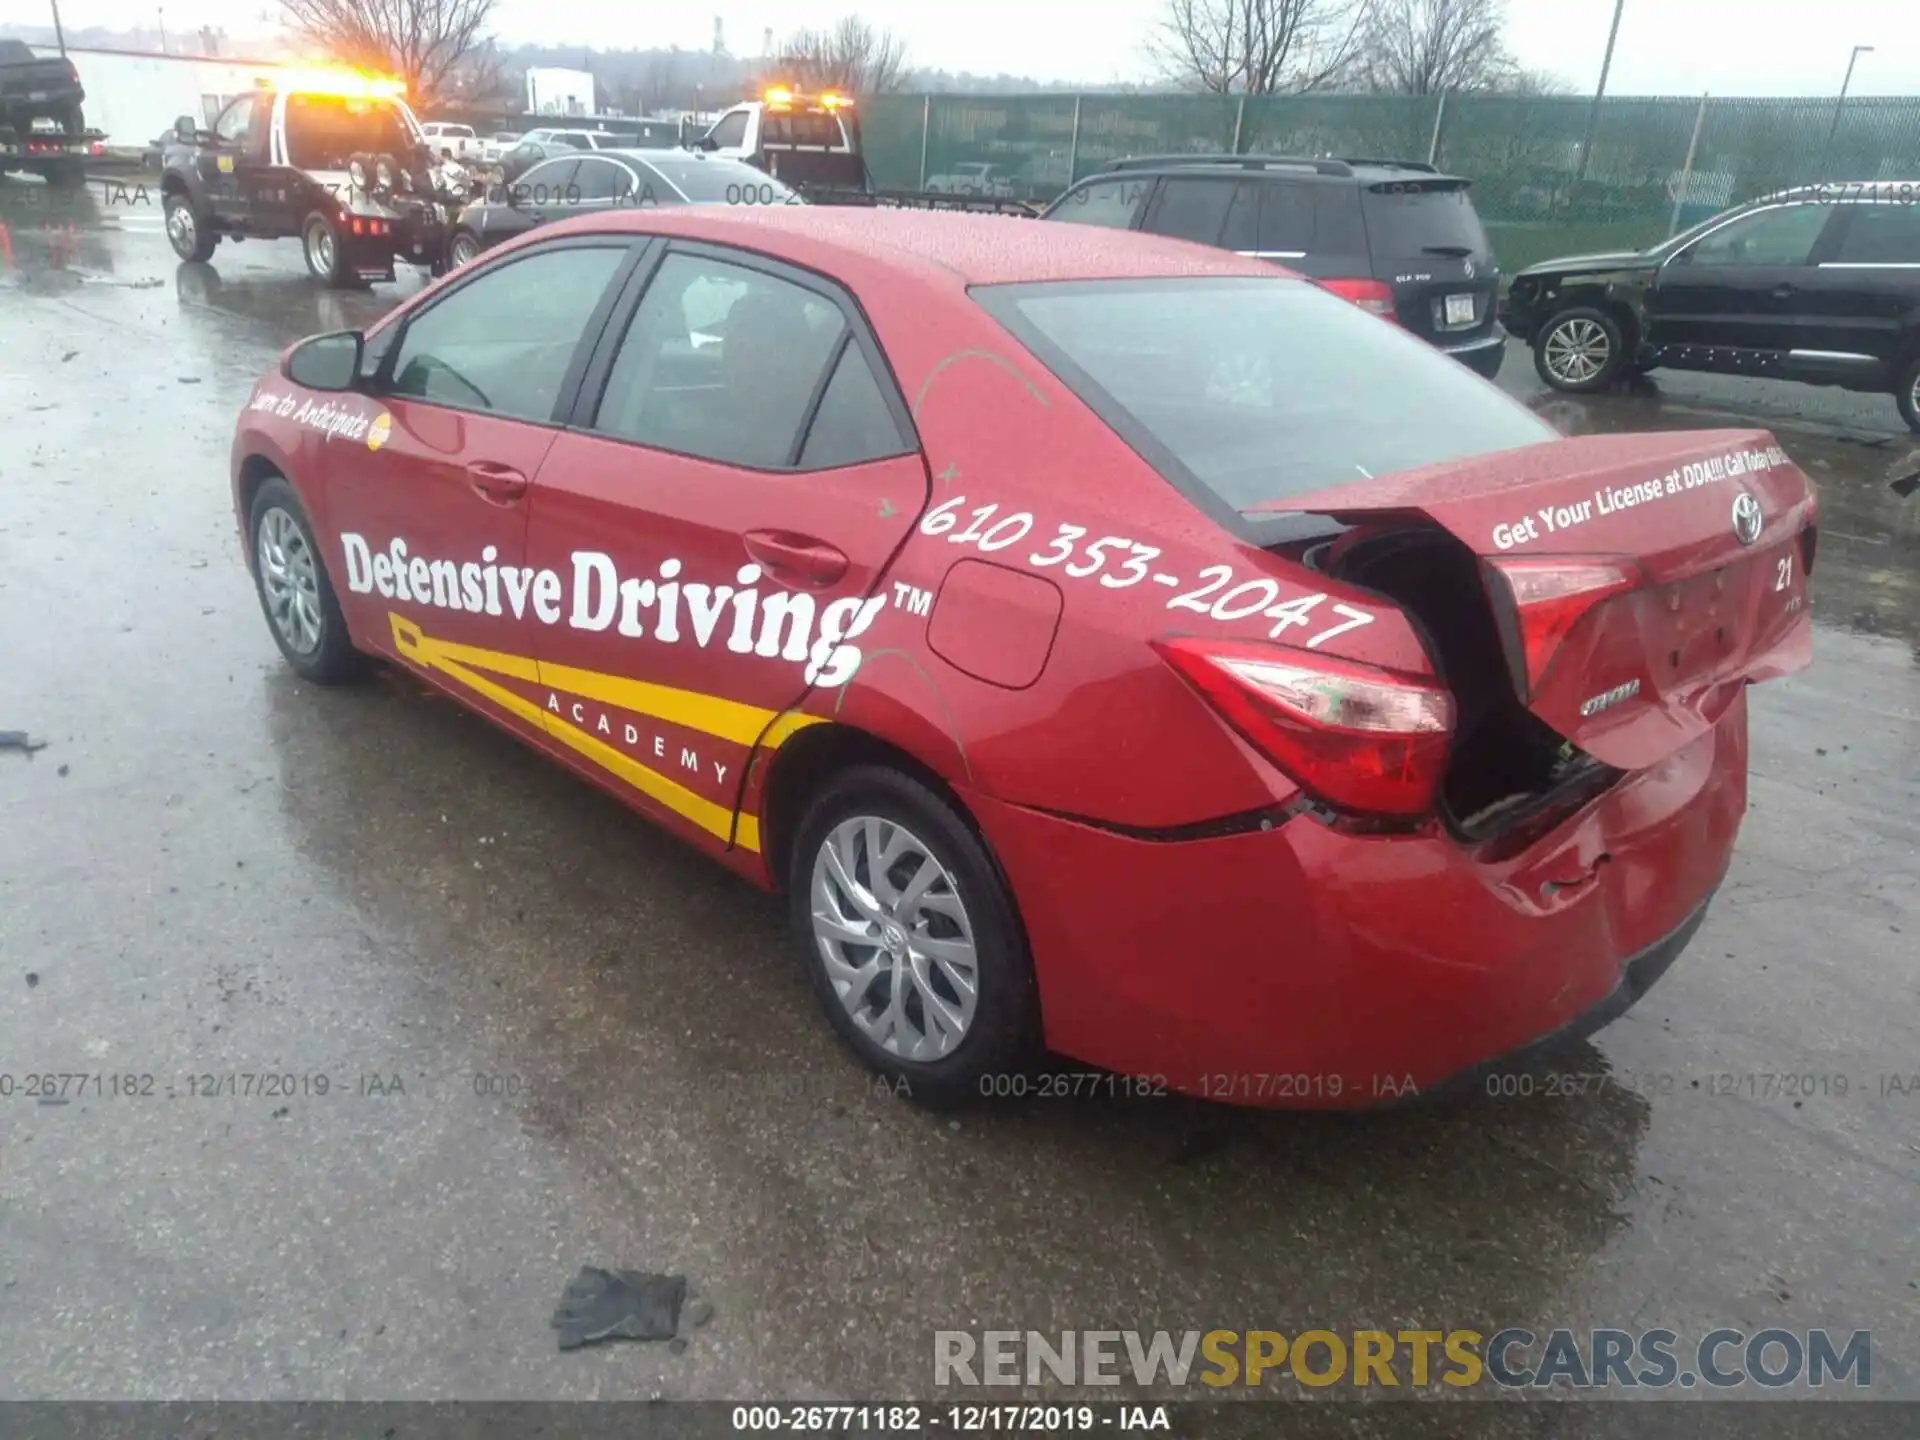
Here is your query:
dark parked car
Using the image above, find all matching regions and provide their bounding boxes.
[1502,182,1920,432]
[1040,154,1506,379]
[495,127,621,182]
[447,151,798,267]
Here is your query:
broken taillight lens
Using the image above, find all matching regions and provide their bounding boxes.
[1153,637,1454,817]
[1484,557,1640,699]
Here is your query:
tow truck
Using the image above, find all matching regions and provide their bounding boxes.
[689,86,1038,215]
[158,68,463,287]
[0,39,107,185]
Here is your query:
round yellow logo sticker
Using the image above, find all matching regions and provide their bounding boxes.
[366,412,392,451]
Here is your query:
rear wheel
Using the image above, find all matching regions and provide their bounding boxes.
[789,765,1039,1108]
[1534,306,1627,393]
[164,192,216,262]
[1896,357,1920,435]
[447,228,482,268]
[302,211,353,288]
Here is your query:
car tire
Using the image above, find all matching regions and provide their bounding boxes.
[163,192,216,262]
[789,764,1040,1108]
[447,228,482,268]
[1896,357,1920,435]
[248,476,365,685]
[301,211,354,288]
[1533,306,1627,393]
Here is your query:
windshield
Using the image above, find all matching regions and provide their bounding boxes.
[1360,181,1490,257]
[973,277,1555,512]
[645,159,796,203]
[285,95,419,170]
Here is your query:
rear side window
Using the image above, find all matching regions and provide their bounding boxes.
[1832,205,1920,264]
[799,346,906,469]
[1144,178,1236,245]
[1361,181,1489,257]
[1047,178,1149,230]
[592,253,847,469]
[973,277,1554,512]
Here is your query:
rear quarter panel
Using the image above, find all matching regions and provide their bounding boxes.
[795,268,1434,830]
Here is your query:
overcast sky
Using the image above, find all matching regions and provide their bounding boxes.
[38,0,1920,95]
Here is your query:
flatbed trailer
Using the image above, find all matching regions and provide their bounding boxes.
[0,122,107,184]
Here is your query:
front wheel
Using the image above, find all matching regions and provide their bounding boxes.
[1534,306,1627,393]
[301,211,354,288]
[1896,357,1920,435]
[248,476,365,684]
[790,766,1040,1108]
[164,192,216,262]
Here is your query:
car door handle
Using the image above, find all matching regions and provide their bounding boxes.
[1772,283,1795,298]
[743,530,849,587]
[466,462,528,502]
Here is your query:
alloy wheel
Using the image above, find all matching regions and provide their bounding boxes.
[1543,317,1610,385]
[450,234,479,267]
[809,815,979,1062]
[256,507,324,655]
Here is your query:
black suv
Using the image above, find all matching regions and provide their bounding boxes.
[1040,155,1505,378]
[1502,183,1920,433]
[160,84,459,287]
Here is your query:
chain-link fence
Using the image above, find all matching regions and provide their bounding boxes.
[861,92,1920,272]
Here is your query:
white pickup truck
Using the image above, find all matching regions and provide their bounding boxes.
[419,121,481,162]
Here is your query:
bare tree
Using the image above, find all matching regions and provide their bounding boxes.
[1151,0,1367,94]
[1353,0,1513,95]
[774,15,909,94]
[278,0,500,108]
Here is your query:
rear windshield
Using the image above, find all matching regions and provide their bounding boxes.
[762,112,849,149]
[285,95,417,169]
[973,278,1554,512]
[1361,181,1489,257]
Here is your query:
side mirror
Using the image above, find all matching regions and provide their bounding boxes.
[284,331,365,391]
[174,116,197,142]
[697,135,719,152]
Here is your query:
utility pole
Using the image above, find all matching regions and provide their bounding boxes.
[1821,45,1874,171]
[157,7,168,54]
[50,0,67,54]
[1573,0,1626,185]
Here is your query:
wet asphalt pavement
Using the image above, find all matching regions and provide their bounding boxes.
[0,177,1916,1414]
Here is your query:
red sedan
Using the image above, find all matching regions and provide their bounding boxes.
[230,206,1816,1108]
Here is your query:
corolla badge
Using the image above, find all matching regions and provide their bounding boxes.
[1731,491,1764,546]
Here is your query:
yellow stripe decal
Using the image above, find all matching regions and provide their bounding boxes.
[387,613,824,852]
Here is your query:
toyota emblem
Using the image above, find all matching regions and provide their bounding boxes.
[1731,491,1764,546]
[1463,258,1476,279]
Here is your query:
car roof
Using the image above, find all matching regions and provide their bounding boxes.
[531,205,1281,287]
[1084,155,1467,187]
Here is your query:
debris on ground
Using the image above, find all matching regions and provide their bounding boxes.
[551,1266,687,1351]
[0,731,48,756]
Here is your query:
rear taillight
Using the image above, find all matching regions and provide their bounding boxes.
[1484,557,1640,699]
[1319,277,1397,319]
[1153,637,1454,817]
